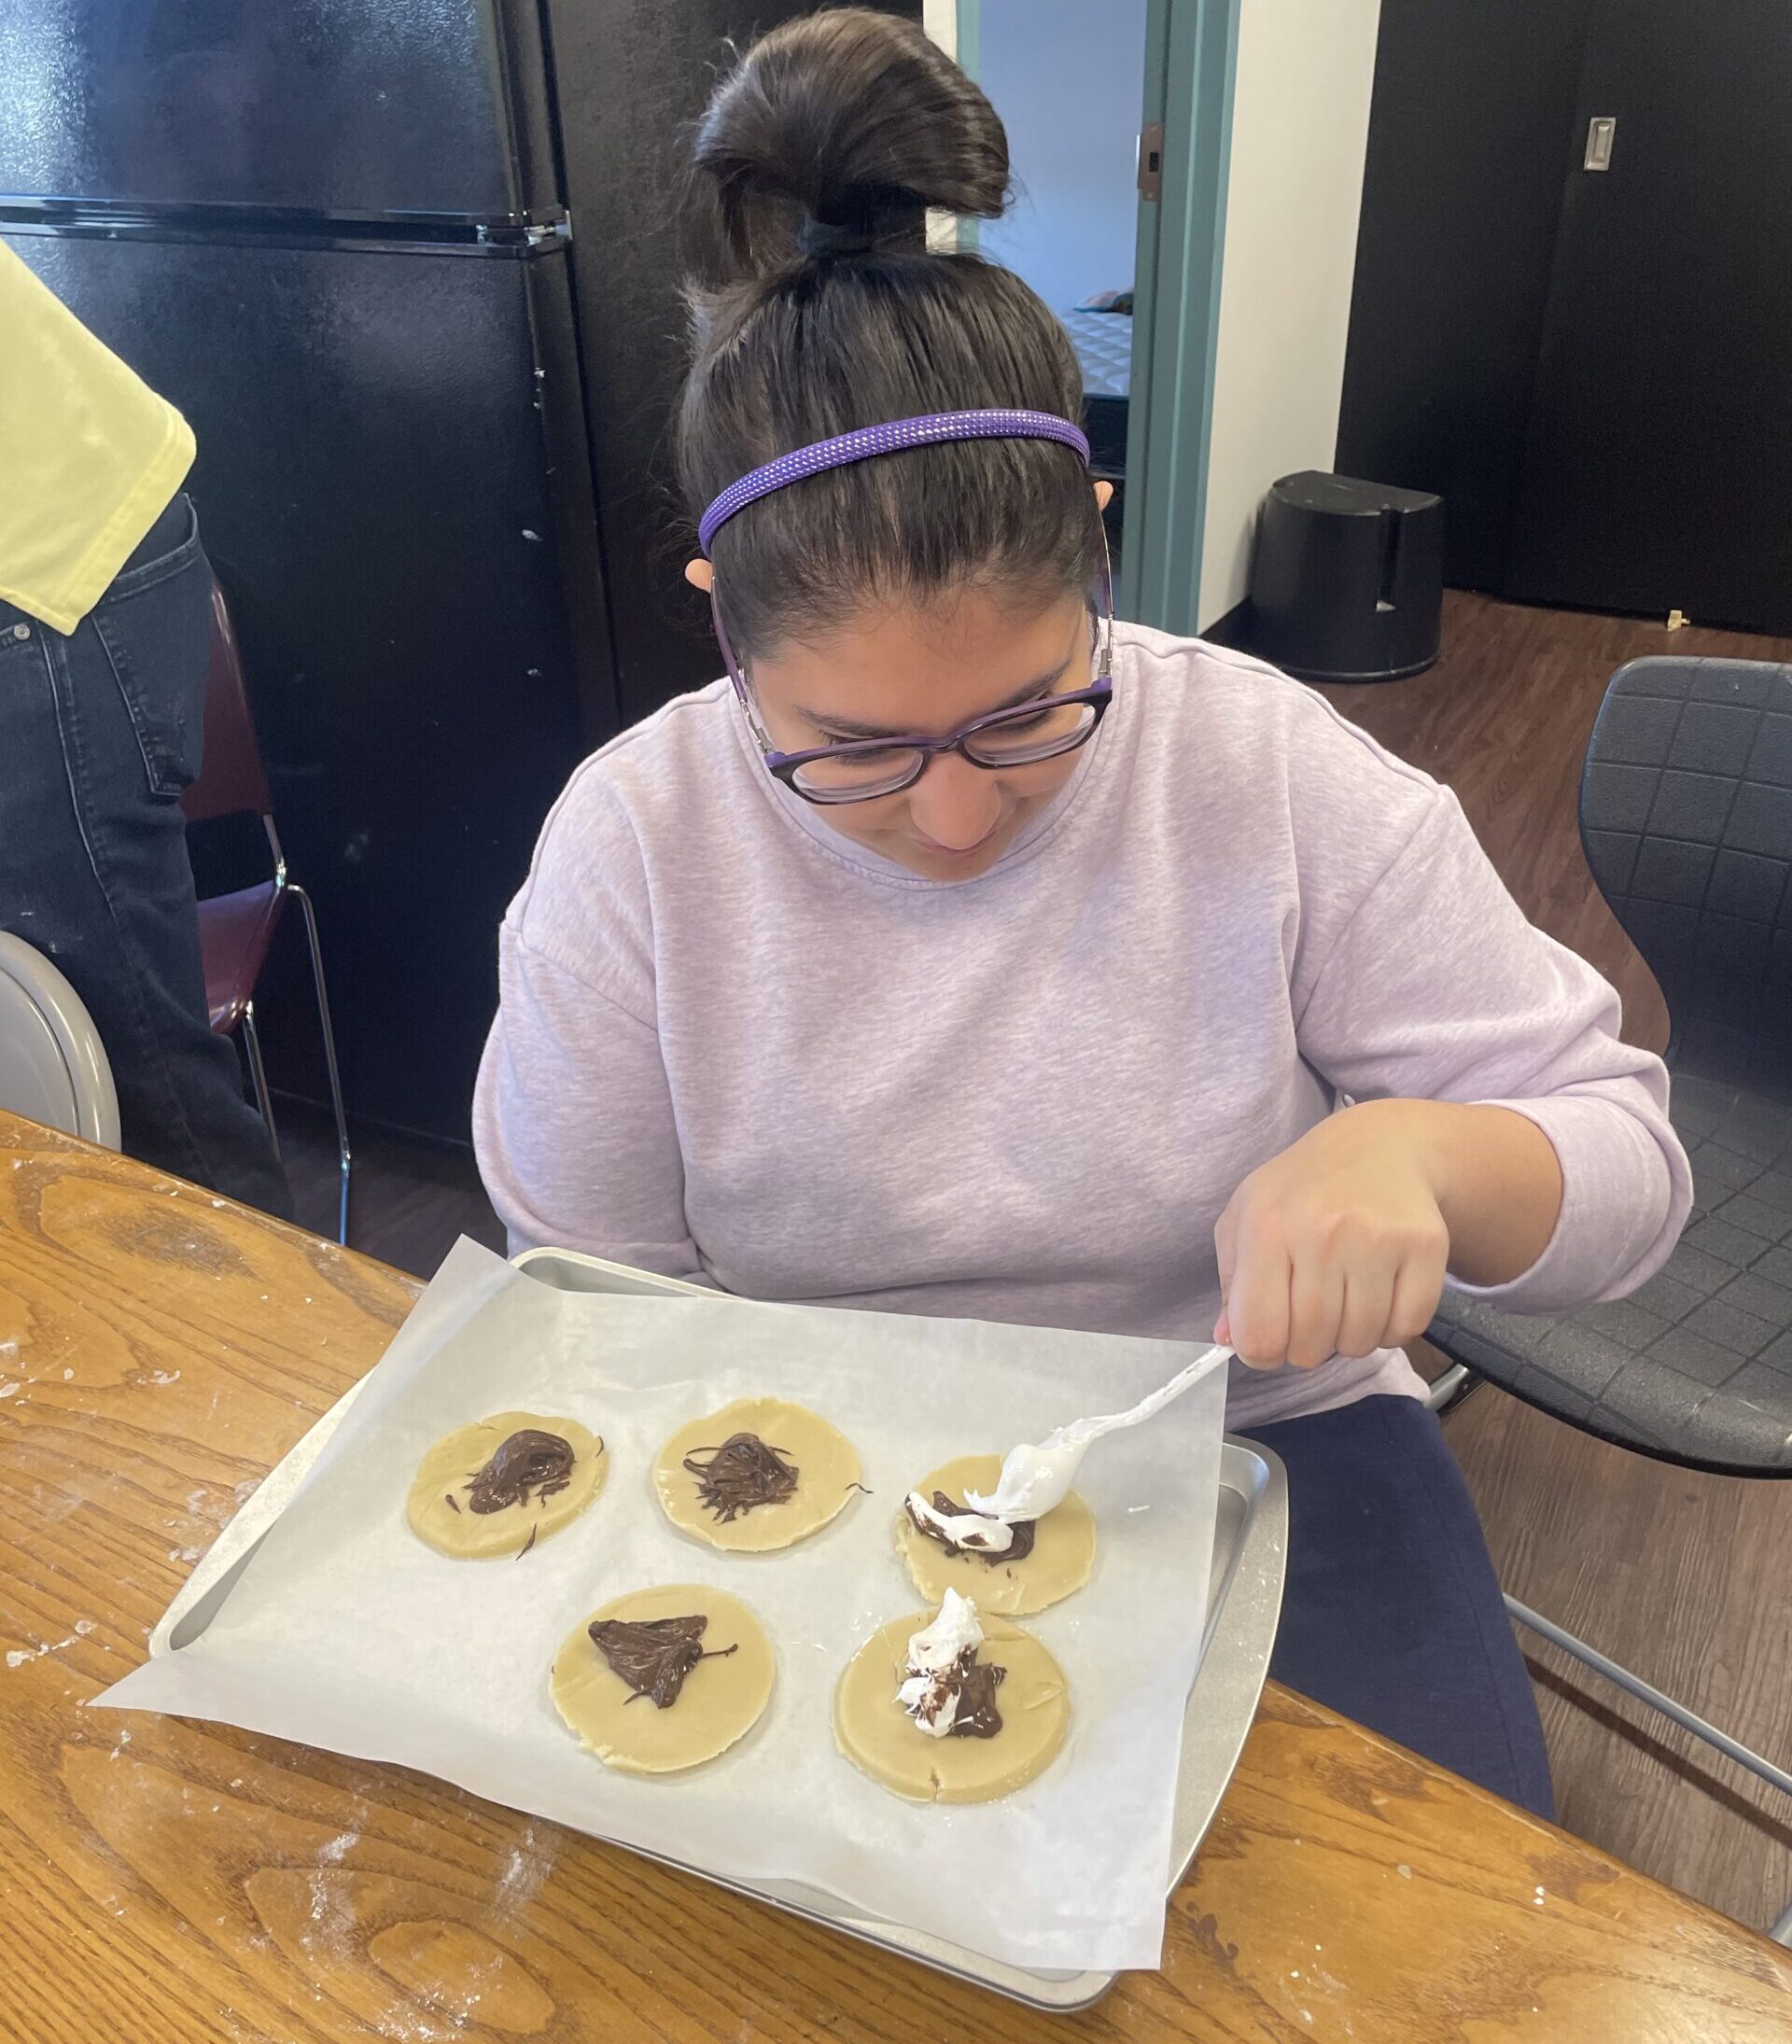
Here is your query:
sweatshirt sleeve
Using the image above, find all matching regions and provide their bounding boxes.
[1292,785,1693,1312]
[471,766,704,1277]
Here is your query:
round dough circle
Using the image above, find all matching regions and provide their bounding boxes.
[550,1584,775,1774]
[406,1410,607,1560]
[896,1453,1096,1615]
[653,1397,861,1553]
[834,1607,1070,1803]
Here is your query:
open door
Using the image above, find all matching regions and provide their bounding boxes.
[1119,0,1239,634]
[946,0,1239,636]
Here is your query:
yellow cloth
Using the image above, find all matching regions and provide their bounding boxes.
[0,242,195,635]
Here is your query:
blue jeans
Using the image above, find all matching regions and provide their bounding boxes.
[1241,1394,1556,1819]
[0,496,291,1215]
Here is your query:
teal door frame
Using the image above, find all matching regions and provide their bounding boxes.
[1120,0,1239,631]
[954,0,979,83]
[948,0,1238,631]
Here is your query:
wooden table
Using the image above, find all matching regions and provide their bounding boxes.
[3,1113,1789,2042]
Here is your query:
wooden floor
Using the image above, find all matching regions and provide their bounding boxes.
[283,1101,503,1275]
[280,590,1792,1935]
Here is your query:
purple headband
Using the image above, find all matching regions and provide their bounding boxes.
[697,408,1091,556]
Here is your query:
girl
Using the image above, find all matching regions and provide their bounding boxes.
[475,9,1689,1818]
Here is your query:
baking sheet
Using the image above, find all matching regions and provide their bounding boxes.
[98,1236,1227,1972]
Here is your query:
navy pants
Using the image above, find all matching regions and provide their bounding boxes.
[1240,1393,1555,1819]
[0,497,291,1215]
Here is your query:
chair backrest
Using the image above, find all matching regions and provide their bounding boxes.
[180,583,274,825]
[0,932,121,1149]
[1580,657,1792,1091]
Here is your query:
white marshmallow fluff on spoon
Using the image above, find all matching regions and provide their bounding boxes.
[916,1343,1232,1545]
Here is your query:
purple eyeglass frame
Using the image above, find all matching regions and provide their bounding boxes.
[699,409,1114,804]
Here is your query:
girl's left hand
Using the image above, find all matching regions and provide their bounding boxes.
[1213,1100,1453,1369]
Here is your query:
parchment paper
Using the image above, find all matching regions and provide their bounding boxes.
[99,1237,1227,1971]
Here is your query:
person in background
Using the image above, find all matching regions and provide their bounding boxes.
[474,11,1692,1816]
[0,243,290,1215]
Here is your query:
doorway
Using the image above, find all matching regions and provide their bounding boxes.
[939,0,1239,634]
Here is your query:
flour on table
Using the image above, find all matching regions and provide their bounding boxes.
[7,1635,76,1668]
[496,1825,552,1908]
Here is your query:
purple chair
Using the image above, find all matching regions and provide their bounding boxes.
[181,586,351,1242]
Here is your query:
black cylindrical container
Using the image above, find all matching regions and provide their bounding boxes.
[1243,471,1444,682]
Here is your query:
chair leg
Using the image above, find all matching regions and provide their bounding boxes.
[1425,1363,1478,1416]
[287,883,351,1246]
[1505,1595,1792,1800]
[239,1001,281,1161]
[1506,1598,1792,1939]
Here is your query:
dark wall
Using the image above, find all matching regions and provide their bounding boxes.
[11,229,602,1142]
[1334,0,1594,591]
[546,0,922,732]
[1504,0,1792,633]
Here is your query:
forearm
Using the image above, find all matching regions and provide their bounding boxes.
[1376,1099,1564,1289]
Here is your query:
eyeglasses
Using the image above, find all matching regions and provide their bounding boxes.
[708,526,1116,806]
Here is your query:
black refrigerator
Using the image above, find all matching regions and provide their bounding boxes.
[0,0,616,1141]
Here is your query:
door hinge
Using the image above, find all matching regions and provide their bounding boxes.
[1138,120,1165,203]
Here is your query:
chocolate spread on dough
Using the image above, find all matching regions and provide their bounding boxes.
[907,1648,1006,1738]
[589,1614,738,1708]
[465,1428,576,1514]
[946,1653,1006,1738]
[681,1432,799,1522]
[906,1490,1037,1564]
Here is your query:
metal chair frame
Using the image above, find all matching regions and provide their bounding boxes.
[232,813,351,1248]
[185,587,350,1244]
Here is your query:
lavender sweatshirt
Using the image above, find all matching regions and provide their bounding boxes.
[473,624,1691,1428]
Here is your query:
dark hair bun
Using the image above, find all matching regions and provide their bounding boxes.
[675,9,1095,656]
[685,7,1010,287]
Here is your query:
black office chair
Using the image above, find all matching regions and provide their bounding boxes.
[1424,657,1792,1939]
